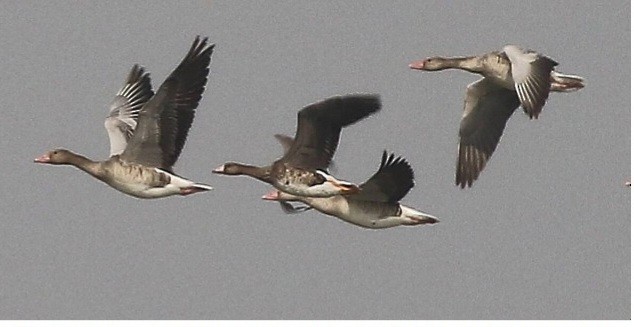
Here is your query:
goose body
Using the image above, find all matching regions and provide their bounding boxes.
[269,165,353,197]
[99,157,210,198]
[262,151,438,229]
[35,36,215,199]
[213,94,381,197]
[409,45,585,188]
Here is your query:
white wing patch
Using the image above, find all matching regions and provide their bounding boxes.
[503,45,557,118]
[104,65,153,157]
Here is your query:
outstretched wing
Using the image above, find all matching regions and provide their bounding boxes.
[456,78,520,188]
[120,36,215,170]
[503,45,558,119]
[348,151,414,203]
[280,94,381,170]
[104,65,153,156]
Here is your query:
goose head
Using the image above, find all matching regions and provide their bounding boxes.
[212,162,269,178]
[212,162,245,175]
[409,57,447,71]
[34,149,75,165]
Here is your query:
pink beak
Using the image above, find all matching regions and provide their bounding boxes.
[261,190,280,201]
[408,59,426,70]
[212,165,225,174]
[34,153,50,163]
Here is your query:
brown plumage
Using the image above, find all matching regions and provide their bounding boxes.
[214,94,381,197]
[35,36,214,198]
[121,36,215,172]
[410,45,584,188]
[263,151,438,229]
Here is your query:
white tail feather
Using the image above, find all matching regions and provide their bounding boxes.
[551,71,585,92]
[192,183,213,191]
[400,205,439,225]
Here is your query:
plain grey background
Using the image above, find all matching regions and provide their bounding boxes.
[0,0,629,320]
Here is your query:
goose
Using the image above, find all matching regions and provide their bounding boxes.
[213,94,381,197]
[262,151,439,229]
[34,36,215,199]
[409,45,585,188]
[272,133,331,213]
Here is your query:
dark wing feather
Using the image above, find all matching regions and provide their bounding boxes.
[456,79,520,188]
[274,134,295,155]
[348,151,414,203]
[280,94,381,170]
[121,36,215,170]
[274,134,338,173]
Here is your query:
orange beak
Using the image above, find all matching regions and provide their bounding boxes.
[338,183,361,195]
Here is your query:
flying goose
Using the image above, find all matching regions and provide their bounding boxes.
[262,151,439,229]
[213,94,381,197]
[409,45,585,188]
[34,36,215,199]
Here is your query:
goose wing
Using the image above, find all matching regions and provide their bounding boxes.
[274,134,295,154]
[120,36,214,171]
[348,151,414,203]
[456,78,520,188]
[104,65,153,157]
[280,94,381,170]
[503,45,558,119]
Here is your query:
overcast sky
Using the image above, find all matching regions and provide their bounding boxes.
[0,0,629,320]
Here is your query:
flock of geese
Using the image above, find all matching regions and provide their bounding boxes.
[35,36,585,229]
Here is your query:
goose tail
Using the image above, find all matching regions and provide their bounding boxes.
[192,183,213,191]
[179,183,213,196]
[400,205,439,225]
[550,72,585,92]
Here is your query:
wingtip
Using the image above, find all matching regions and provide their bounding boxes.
[189,35,215,56]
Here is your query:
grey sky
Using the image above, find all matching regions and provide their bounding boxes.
[0,0,629,320]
